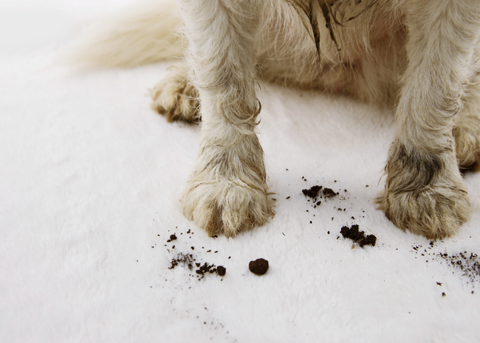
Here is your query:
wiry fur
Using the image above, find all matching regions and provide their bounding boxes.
[177,0,274,237]
[69,0,480,239]
[453,72,480,168]
[376,0,480,238]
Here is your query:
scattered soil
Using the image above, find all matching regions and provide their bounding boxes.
[195,262,226,277]
[340,224,376,247]
[165,230,226,280]
[169,252,194,270]
[249,258,269,275]
[436,250,480,283]
[169,252,226,280]
[411,242,479,293]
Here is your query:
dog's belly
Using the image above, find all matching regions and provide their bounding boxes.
[257,0,407,104]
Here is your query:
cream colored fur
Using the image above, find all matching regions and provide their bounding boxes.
[62,0,184,68]
[69,0,480,239]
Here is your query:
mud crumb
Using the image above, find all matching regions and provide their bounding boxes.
[323,188,337,198]
[217,266,226,276]
[249,258,269,276]
[167,233,177,243]
[302,185,322,198]
[340,224,376,247]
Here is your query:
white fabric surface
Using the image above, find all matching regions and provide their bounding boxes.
[1,1,480,342]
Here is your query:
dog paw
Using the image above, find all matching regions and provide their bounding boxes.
[150,64,200,122]
[180,134,274,237]
[181,180,274,237]
[453,118,480,168]
[376,142,472,239]
[377,185,471,239]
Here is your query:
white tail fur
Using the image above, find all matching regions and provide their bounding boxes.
[63,0,183,68]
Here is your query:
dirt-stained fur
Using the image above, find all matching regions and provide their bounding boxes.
[69,0,480,239]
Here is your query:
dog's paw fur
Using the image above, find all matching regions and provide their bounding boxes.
[181,180,273,237]
[180,134,274,237]
[150,64,200,122]
[376,141,472,239]
[453,115,480,168]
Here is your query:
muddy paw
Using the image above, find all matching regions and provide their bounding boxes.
[181,134,274,237]
[150,64,200,122]
[376,142,472,239]
[453,117,480,168]
[377,185,471,239]
[181,180,274,237]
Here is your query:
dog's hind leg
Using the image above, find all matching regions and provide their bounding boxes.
[178,0,273,237]
[453,72,480,169]
[377,0,480,239]
[151,63,200,123]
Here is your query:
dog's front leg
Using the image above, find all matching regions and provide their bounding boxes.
[178,0,272,237]
[377,0,480,239]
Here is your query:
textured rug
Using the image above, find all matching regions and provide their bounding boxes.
[1,1,480,342]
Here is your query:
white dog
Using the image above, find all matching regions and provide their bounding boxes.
[69,0,480,239]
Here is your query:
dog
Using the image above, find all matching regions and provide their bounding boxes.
[69,0,480,239]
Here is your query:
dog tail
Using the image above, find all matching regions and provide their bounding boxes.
[62,0,183,68]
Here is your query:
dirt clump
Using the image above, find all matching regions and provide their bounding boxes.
[249,258,269,275]
[216,266,226,276]
[340,224,376,247]
[302,185,322,198]
[323,188,337,198]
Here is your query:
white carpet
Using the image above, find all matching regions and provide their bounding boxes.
[1,1,480,342]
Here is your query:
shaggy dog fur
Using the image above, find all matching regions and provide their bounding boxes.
[69,0,480,239]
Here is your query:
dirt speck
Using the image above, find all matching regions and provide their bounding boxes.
[167,233,177,243]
